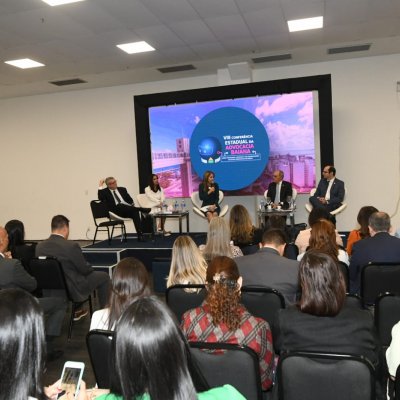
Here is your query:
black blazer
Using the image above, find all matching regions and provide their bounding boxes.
[98,187,134,212]
[267,180,293,203]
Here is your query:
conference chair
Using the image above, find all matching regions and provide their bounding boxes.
[189,342,263,400]
[86,329,114,389]
[90,200,126,245]
[241,286,285,344]
[108,211,129,241]
[374,292,400,349]
[345,293,363,309]
[305,188,347,217]
[165,284,206,322]
[338,261,350,291]
[136,193,157,238]
[152,257,171,293]
[240,243,260,255]
[395,364,400,400]
[191,191,229,219]
[277,351,375,400]
[360,262,400,306]
[29,256,93,339]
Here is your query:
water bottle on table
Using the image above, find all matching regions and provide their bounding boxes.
[174,200,179,212]
[181,199,186,212]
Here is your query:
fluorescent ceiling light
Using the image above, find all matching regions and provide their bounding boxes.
[116,41,155,54]
[288,16,323,32]
[4,58,45,69]
[41,0,85,5]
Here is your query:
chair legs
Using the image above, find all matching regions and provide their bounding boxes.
[68,296,93,340]
[92,227,99,245]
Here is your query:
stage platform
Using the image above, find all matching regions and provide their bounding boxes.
[82,232,207,292]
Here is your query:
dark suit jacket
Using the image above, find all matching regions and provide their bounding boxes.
[98,186,134,212]
[36,234,94,301]
[267,180,293,203]
[349,232,400,294]
[314,177,345,209]
[235,247,299,305]
[275,305,379,366]
[0,255,37,292]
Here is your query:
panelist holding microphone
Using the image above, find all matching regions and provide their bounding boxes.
[98,177,151,242]
[199,170,220,222]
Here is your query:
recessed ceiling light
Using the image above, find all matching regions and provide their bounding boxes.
[288,16,323,32]
[41,0,85,5]
[116,41,155,54]
[4,58,45,69]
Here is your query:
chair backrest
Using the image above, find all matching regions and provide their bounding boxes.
[190,341,263,400]
[361,262,400,305]
[29,257,71,297]
[292,188,298,200]
[90,200,110,221]
[241,286,285,341]
[345,293,363,309]
[395,364,400,400]
[375,292,400,347]
[86,329,114,389]
[218,190,224,204]
[283,243,299,260]
[240,243,260,255]
[191,191,202,209]
[152,257,171,293]
[136,193,153,208]
[165,284,206,322]
[278,351,375,400]
[338,261,349,291]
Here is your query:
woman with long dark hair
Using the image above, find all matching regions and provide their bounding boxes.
[90,257,151,331]
[182,256,274,391]
[198,171,220,222]
[82,297,245,400]
[229,204,262,247]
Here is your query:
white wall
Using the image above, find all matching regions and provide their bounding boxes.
[2,54,400,239]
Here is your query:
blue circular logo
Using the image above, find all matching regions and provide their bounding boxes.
[190,107,269,190]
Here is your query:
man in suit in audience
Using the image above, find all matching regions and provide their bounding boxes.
[349,211,400,294]
[98,177,150,242]
[0,226,66,360]
[36,215,110,319]
[309,165,345,213]
[235,229,300,305]
[267,170,293,207]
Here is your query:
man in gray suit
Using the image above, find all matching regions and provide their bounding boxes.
[36,215,110,318]
[236,229,299,305]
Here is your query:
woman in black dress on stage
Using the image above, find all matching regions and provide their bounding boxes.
[199,170,220,222]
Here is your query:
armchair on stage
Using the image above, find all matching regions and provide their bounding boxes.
[191,190,229,219]
[264,188,298,203]
[305,188,347,217]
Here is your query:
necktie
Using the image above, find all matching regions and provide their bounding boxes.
[113,190,121,204]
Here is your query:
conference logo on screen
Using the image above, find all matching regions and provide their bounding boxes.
[190,107,270,191]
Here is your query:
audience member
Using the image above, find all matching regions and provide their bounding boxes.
[182,256,274,391]
[90,257,151,331]
[98,177,151,242]
[267,170,293,207]
[346,205,378,256]
[236,229,299,305]
[0,226,66,360]
[264,214,291,242]
[349,211,400,294]
[229,204,262,248]
[297,219,349,265]
[200,216,243,261]
[144,173,170,235]
[309,165,345,218]
[0,288,79,399]
[276,251,382,397]
[81,296,246,400]
[198,170,220,222]
[5,219,36,271]
[295,207,343,254]
[166,236,207,290]
[36,215,110,319]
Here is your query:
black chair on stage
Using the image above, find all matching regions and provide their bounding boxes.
[361,262,400,306]
[165,284,206,322]
[86,329,114,389]
[277,351,375,400]
[29,256,93,339]
[90,200,126,244]
[374,292,400,349]
[189,341,263,400]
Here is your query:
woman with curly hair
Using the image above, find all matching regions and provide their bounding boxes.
[298,219,349,265]
[229,204,263,248]
[346,205,378,255]
[167,236,207,289]
[181,256,274,391]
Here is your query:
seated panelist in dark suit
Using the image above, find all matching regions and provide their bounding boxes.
[309,165,345,212]
[98,177,150,242]
[267,170,293,207]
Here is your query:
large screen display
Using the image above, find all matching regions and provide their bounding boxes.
[148,91,316,197]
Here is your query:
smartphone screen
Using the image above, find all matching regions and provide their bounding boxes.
[57,364,84,400]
